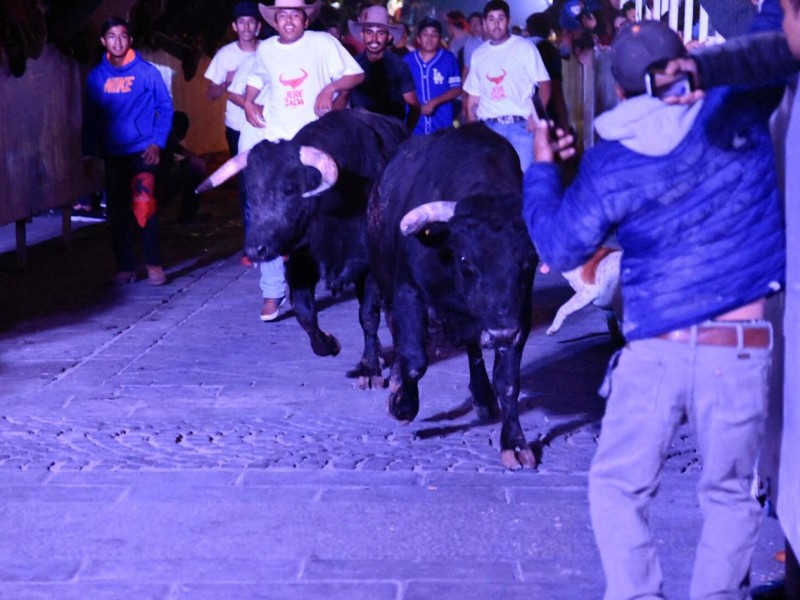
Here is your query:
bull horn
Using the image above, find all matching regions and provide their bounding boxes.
[399,201,457,236]
[195,151,250,194]
[299,146,339,197]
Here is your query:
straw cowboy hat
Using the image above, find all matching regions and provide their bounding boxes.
[348,6,404,40]
[258,0,321,30]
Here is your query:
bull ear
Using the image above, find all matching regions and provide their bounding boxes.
[299,146,338,197]
[399,201,457,236]
[195,150,250,193]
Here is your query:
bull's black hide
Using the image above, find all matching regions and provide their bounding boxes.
[244,109,407,382]
[368,123,539,469]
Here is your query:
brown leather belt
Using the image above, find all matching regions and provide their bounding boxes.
[657,322,772,349]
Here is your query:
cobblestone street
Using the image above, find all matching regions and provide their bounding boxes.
[0,191,786,599]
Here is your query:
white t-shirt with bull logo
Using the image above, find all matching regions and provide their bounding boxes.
[246,31,363,142]
[463,34,549,121]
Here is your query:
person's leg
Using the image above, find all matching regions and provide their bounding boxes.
[225,126,240,158]
[689,339,771,599]
[589,339,687,600]
[258,256,287,321]
[104,155,136,275]
[483,120,534,172]
[132,156,164,283]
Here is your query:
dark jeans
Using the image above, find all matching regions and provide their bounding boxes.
[105,153,162,272]
[225,125,249,236]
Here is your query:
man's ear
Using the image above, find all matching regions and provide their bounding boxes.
[614,83,627,100]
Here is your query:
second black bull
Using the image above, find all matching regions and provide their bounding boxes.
[197,109,407,384]
[368,123,540,469]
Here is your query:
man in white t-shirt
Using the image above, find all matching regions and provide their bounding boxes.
[463,0,551,171]
[204,1,262,157]
[243,0,364,141]
[241,0,364,321]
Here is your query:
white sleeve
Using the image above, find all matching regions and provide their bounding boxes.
[246,48,269,90]
[204,48,227,84]
[230,55,256,95]
[527,42,550,83]
[321,33,364,81]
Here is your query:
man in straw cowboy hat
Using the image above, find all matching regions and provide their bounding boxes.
[243,0,364,140]
[347,5,420,132]
[241,0,363,321]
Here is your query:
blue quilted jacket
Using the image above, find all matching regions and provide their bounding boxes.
[522,85,785,340]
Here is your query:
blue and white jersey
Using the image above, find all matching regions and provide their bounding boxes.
[404,49,461,135]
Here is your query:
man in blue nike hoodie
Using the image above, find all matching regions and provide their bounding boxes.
[523,21,785,600]
[82,17,174,285]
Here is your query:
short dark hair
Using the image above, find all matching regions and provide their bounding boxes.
[418,17,442,36]
[622,1,636,12]
[446,10,467,30]
[483,1,510,20]
[526,13,550,38]
[101,16,129,36]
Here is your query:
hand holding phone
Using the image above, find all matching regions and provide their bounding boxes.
[645,69,695,100]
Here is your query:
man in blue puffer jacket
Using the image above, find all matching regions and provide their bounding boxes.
[523,21,785,600]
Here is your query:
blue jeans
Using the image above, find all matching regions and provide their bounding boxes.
[483,119,534,172]
[258,256,286,299]
[589,324,772,600]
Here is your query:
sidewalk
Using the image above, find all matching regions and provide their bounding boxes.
[0,186,786,599]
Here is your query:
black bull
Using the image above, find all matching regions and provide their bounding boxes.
[368,123,539,469]
[196,109,407,384]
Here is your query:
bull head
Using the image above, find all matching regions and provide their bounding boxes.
[399,201,457,236]
[194,145,338,197]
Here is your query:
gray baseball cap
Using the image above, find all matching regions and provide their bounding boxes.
[611,20,686,96]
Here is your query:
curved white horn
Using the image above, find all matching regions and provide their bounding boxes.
[299,146,339,198]
[399,201,457,236]
[195,151,250,193]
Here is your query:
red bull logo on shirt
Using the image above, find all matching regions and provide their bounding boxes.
[280,69,309,107]
[487,69,507,101]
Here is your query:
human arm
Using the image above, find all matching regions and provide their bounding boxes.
[522,154,610,273]
[403,90,421,133]
[532,119,576,163]
[150,68,174,150]
[315,72,365,116]
[206,74,234,101]
[663,31,799,105]
[243,84,265,128]
[420,87,462,116]
[464,93,480,122]
[691,31,799,88]
[536,80,552,109]
[141,144,161,166]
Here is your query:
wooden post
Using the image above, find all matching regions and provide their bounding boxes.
[15,219,27,271]
[62,204,73,249]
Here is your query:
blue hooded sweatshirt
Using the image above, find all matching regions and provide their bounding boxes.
[82,49,174,157]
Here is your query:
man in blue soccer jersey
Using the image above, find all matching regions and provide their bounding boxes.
[403,17,462,135]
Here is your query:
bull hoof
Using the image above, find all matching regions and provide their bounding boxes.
[388,390,418,423]
[501,448,538,470]
[311,334,342,357]
[356,374,386,390]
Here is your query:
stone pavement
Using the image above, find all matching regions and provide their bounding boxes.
[0,188,786,599]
